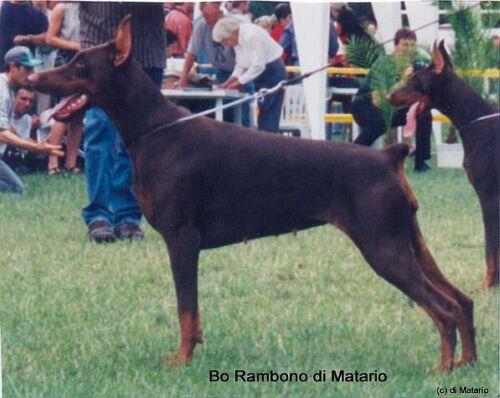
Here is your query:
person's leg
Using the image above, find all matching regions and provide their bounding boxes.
[81,107,116,228]
[241,81,254,128]
[107,66,164,240]
[415,110,432,171]
[215,69,237,124]
[110,135,142,238]
[0,159,24,193]
[255,59,286,133]
[64,118,83,172]
[46,122,66,173]
[352,99,386,146]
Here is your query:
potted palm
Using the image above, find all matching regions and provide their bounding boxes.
[436,2,499,167]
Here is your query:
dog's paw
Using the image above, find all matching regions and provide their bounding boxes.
[429,361,454,374]
[454,357,477,369]
[163,352,190,369]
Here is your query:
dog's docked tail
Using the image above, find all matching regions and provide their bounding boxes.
[384,143,410,169]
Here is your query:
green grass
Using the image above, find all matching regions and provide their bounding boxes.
[0,160,498,398]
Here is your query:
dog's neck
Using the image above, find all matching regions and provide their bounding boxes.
[102,60,184,147]
[433,70,496,130]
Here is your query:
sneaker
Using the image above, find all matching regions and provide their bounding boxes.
[414,161,431,172]
[88,220,116,243]
[114,222,145,241]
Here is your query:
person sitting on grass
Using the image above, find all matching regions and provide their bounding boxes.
[0,46,63,193]
[0,86,43,174]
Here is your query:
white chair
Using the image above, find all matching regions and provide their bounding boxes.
[279,85,310,138]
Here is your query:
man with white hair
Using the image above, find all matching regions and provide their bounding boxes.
[213,17,286,133]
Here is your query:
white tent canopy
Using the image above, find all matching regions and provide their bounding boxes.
[290,2,331,140]
[291,1,440,140]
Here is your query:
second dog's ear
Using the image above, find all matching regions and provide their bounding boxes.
[114,14,132,67]
[432,39,452,75]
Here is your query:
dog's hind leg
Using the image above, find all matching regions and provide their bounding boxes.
[395,165,477,366]
[164,225,203,366]
[408,213,477,367]
[354,232,461,372]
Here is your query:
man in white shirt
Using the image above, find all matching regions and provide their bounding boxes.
[213,17,286,133]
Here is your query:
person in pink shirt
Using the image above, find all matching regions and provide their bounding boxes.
[164,3,194,57]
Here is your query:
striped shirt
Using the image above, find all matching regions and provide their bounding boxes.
[79,2,166,69]
[0,73,14,131]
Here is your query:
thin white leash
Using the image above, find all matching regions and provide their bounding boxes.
[136,79,288,143]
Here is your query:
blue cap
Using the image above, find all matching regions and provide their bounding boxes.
[4,46,42,68]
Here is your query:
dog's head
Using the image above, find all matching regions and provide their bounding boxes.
[389,40,453,113]
[28,15,133,122]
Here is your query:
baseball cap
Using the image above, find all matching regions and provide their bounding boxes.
[4,46,42,68]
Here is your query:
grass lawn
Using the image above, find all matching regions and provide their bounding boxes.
[0,159,498,397]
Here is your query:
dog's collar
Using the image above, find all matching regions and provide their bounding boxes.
[131,117,189,146]
[460,113,500,130]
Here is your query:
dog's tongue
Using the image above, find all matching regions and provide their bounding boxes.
[403,101,422,138]
[50,93,88,121]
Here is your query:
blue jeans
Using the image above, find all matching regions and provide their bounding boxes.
[82,67,163,227]
[254,58,286,133]
[0,158,24,193]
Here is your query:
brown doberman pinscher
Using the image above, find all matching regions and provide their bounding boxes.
[29,17,477,372]
[390,41,499,290]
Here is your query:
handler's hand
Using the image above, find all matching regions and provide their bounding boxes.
[371,91,382,107]
[13,35,30,45]
[31,115,41,131]
[37,141,64,157]
[225,81,243,91]
[175,77,189,88]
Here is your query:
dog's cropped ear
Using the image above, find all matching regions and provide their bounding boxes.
[432,39,452,75]
[113,14,132,67]
[438,40,452,68]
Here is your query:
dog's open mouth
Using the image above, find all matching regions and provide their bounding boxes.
[402,101,426,138]
[50,93,88,121]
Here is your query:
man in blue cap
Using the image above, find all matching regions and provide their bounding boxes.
[0,46,63,192]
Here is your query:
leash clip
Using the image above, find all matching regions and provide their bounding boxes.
[257,88,270,103]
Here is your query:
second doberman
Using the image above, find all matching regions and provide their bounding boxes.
[29,17,477,371]
[390,41,499,290]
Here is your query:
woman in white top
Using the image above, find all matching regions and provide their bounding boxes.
[44,1,82,174]
[213,17,286,133]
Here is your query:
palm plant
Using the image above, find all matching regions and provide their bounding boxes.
[443,1,500,101]
[345,36,427,135]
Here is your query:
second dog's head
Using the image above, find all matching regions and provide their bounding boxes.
[389,40,454,113]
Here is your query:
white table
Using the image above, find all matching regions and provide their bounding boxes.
[328,87,358,97]
[162,88,248,124]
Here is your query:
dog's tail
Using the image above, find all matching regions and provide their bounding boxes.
[384,143,410,169]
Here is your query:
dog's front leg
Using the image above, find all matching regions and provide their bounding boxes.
[164,225,203,367]
[479,195,499,289]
